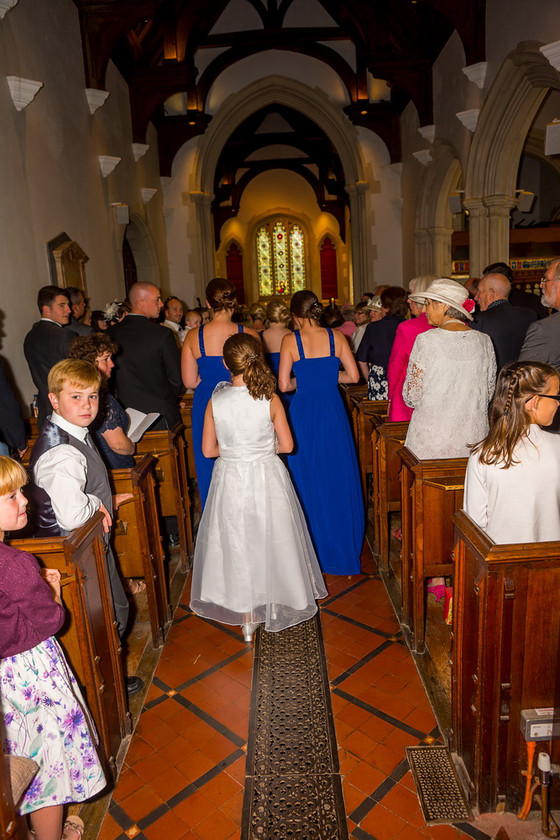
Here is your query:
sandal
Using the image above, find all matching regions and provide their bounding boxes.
[62,816,84,840]
[125,578,146,595]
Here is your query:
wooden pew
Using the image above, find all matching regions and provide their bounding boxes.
[351,398,389,500]
[371,420,409,573]
[0,740,27,839]
[451,511,560,813]
[180,393,196,482]
[136,422,194,569]
[398,447,467,653]
[110,454,172,648]
[340,382,368,418]
[10,513,131,777]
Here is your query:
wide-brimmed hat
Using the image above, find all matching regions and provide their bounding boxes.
[364,295,382,311]
[408,278,473,321]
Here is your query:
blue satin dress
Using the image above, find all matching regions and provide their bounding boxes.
[192,324,243,509]
[287,328,364,575]
[266,352,293,412]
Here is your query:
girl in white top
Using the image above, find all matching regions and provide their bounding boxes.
[464,361,560,543]
[190,333,327,642]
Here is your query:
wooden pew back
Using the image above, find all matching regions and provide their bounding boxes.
[371,420,409,572]
[136,422,193,567]
[351,398,389,500]
[10,514,130,775]
[180,393,195,481]
[452,511,560,812]
[110,454,171,647]
[399,447,467,652]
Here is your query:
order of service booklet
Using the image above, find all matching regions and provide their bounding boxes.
[125,408,160,443]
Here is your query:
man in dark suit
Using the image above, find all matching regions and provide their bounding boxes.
[23,286,77,428]
[473,273,536,371]
[108,282,182,430]
[483,261,548,319]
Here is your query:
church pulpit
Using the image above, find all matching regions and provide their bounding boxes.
[136,423,193,569]
[110,454,172,648]
[180,394,196,481]
[10,513,131,778]
[398,447,467,652]
[451,510,560,813]
[371,420,409,575]
[351,398,389,501]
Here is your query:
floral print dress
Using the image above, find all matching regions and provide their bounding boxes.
[1,635,106,812]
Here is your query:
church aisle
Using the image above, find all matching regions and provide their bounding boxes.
[96,542,485,840]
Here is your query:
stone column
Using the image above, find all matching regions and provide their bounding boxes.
[485,194,516,270]
[428,226,454,276]
[190,191,215,300]
[414,229,431,275]
[347,181,370,300]
[462,198,487,278]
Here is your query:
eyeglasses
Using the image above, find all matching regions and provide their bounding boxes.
[540,275,557,286]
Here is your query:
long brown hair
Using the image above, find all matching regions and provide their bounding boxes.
[223,334,276,400]
[290,290,322,323]
[471,361,559,467]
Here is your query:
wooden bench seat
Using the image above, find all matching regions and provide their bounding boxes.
[351,398,389,500]
[452,511,560,812]
[398,447,467,652]
[10,513,131,776]
[110,454,172,648]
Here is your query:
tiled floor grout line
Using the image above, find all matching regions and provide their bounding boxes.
[321,606,404,640]
[332,687,427,739]
[330,639,396,688]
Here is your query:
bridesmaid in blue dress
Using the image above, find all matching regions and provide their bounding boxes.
[262,299,293,411]
[279,290,364,575]
[182,279,259,508]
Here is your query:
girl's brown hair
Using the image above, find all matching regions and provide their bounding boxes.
[266,299,291,327]
[0,456,28,496]
[290,290,323,323]
[471,361,560,468]
[223,334,276,400]
[69,333,118,366]
[380,286,408,318]
[206,278,237,312]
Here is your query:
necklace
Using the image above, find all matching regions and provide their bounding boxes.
[440,317,469,330]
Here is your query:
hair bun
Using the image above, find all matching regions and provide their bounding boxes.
[311,301,323,318]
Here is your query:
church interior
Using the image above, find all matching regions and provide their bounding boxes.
[2,1,560,839]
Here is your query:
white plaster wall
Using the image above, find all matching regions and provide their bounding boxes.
[165,137,201,305]
[0,0,169,413]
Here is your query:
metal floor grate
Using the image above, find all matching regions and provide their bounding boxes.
[406,745,473,824]
[242,616,348,840]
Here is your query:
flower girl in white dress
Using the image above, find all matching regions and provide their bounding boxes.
[190,333,327,641]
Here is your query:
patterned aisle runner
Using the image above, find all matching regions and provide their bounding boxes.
[242,615,349,839]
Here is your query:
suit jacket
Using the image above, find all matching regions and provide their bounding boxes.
[472,301,536,371]
[23,320,77,428]
[0,360,26,451]
[65,317,94,336]
[509,286,548,320]
[519,309,560,432]
[108,314,182,430]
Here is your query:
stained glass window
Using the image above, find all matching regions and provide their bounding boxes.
[256,218,306,298]
[256,225,273,297]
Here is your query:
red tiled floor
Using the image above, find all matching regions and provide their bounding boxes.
[97,544,478,840]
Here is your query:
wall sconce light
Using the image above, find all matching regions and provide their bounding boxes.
[545,120,560,156]
[448,191,464,214]
[516,190,535,213]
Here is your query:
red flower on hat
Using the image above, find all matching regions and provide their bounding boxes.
[463,298,475,314]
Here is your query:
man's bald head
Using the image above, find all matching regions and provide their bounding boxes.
[477,273,511,311]
[128,282,163,319]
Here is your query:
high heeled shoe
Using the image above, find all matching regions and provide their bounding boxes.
[242,622,259,642]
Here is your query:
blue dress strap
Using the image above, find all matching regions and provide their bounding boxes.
[327,327,335,356]
[237,324,244,333]
[198,325,206,357]
[294,330,305,359]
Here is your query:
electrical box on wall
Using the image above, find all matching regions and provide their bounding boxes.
[521,709,560,741]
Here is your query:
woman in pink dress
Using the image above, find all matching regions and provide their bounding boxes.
[386,275,437,421]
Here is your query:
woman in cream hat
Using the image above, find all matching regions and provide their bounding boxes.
[402,278,496,459]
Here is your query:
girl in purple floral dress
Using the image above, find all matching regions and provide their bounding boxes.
[0,457,105,840]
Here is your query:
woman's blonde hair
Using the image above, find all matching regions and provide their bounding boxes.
[471,361,560,468]
[223,334,276,400]
[0,456,28,496]
[266,299,291,327]
[249,302,266,323]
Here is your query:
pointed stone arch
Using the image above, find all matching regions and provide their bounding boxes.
[464,42,560,274]
[124,214,160,289]
[187,75,369,299]
[415,142,462,275]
